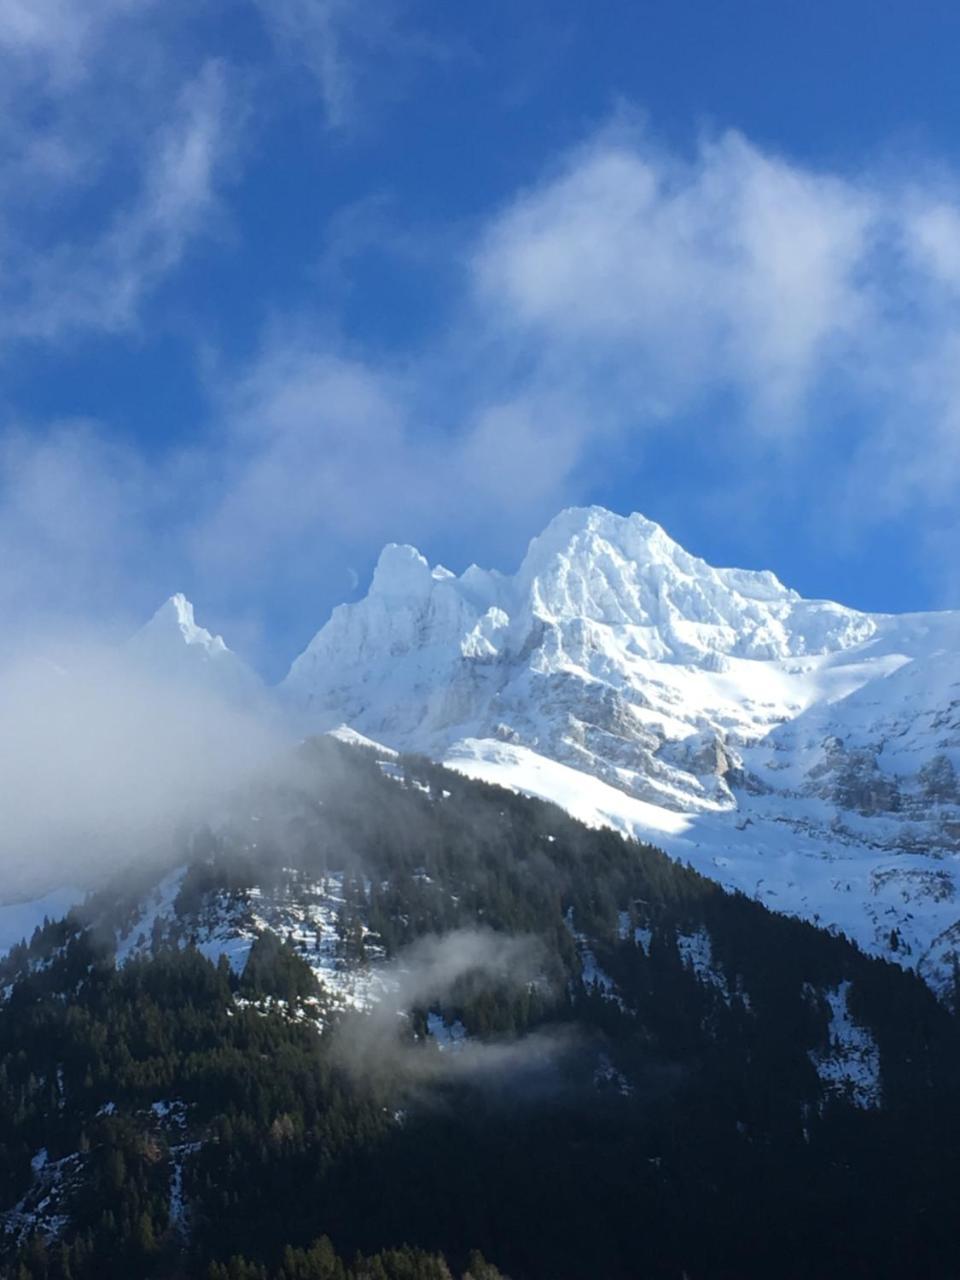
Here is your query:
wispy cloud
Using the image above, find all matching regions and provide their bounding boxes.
[186,334,588,617]
[3,59,235,340]
[467,120,960,539]
[332,928,572,1096]
[0,0,246,348]
[0,0,436,345]
[473,126,871,422]
[0,0,149,87]
[251,0,360,129]
[249,0,442,131]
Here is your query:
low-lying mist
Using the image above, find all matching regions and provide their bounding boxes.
[332,928,577,1097]
[0,644,286,900]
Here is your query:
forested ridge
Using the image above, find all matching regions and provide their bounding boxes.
[1,739,959,1280]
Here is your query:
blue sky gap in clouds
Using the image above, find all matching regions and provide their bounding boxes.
[2,0,960,677]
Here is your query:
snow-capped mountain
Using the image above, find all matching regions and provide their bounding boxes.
[127,592,262,703]
[280,507,960,993]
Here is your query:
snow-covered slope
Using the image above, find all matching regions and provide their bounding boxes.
[112,865,390,1014]
[0,887,83,956]
[280,506,960,994]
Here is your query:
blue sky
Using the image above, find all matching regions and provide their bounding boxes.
[3,0,960,676]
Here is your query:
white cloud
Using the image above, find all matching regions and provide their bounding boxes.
[252,0,358,128]
[0,0,146,87]
[907,200,960,294]
[249,0,431,131]
[186,324,605,607]
[469,123,960,535]
[473,129,876,423]
[194,346,420,572]
[0,0,422,347]
[0,0,268,351]
[0,645,282,895]
[0,421,156,641]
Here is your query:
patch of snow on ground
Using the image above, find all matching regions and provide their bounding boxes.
[168,1140,201,1235]
[446,740,691,841]
[244,873,390,1012]
[677,929,715,983]
[634,927,653,954]
[151,1099,187,1127]
[809,981,882,1109]
[565,907,626,1009]
[594,1052,633,1096]
[328,725,398,757]
[114,868,392,1015]
[114,867,187,964]
[426,1011,468,1051]
[2,1150,83,1246]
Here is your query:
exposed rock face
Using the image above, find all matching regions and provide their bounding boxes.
[809,739,902,816]
[918,755,960,804]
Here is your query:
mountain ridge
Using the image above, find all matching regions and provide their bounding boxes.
[123,506,960,993]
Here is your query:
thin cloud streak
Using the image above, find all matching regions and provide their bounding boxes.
[1,59,236,341]
[249,0,448,132]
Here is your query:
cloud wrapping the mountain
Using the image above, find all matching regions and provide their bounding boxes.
[0,646,282,897]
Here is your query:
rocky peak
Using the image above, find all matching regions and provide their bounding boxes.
[127,594,261,702]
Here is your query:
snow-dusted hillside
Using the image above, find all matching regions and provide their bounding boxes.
[279,507,960,993]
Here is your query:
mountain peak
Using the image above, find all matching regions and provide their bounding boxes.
[509,506,819,647]
[534,504,666,542]
[369,543,459,603]
[272,504,960,992]
[141,593,228,655]
[517,506,679,585]
[127,595,263,703]
[369,544,433,600]
[286,504,876,695]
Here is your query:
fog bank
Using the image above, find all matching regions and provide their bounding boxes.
[0,644,285,900]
